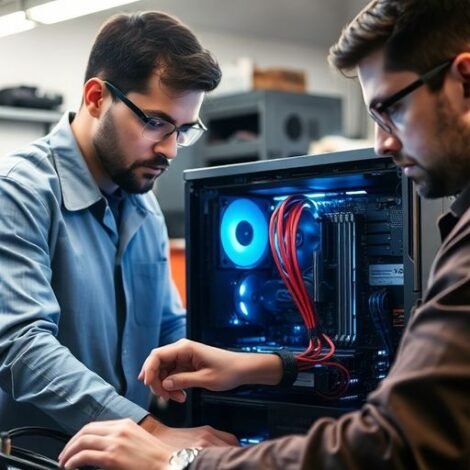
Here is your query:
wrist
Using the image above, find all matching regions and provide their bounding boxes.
[239,353,283,386]
[139,414,167,435]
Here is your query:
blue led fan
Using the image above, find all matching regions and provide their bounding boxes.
[220,198,269,268]
[234,272,267,323]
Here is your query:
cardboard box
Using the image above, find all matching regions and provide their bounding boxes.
[253,67,306,93]
[213,59,308,96]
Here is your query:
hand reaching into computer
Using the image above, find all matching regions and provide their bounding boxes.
[59,417,239,470]
[59,419,175,470]
[138,339,283,401]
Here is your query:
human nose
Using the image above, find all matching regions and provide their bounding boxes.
[153,131,178,160]
[374,124,402,156]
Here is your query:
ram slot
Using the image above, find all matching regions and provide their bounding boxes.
[334,213,357,345]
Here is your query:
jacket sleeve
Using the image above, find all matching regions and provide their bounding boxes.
[0,174,148,433]
[193,215,470,469]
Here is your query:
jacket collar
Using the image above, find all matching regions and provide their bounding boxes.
[438,183,470,241]
[449,183,470,219]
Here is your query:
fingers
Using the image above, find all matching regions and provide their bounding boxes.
[155,424,240,449]
[209,429,240,447]
[191,426,240,447]
[60,449,106,470]
[149,386,187,403]
[59,428,109,467]
[139,340,239,400]
[162,370,210,391]
[139,339,201,401]
[139,339,191,385]
[139,349,163,388]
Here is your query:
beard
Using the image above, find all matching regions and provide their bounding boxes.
[404,94,470,198]
[92,108,169,194]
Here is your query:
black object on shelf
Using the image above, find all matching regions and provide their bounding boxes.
[0,86,63,110]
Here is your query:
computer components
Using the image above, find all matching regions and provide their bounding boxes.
[185,148,444,439]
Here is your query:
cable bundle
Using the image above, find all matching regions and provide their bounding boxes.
[269,194,350,398]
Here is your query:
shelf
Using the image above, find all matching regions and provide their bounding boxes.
[0,106,62,125]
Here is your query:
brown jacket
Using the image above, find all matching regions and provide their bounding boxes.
[194,186,470,469]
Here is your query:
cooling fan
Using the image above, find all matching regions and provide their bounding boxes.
[220,198,269,269]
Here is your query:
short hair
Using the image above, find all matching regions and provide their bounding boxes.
[329,0,470,88]
[84,11,221,94]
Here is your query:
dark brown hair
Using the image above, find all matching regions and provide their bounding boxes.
[329,0,470,89]
[84,11,221,93]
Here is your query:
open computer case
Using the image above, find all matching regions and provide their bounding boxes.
[184,148,448,445]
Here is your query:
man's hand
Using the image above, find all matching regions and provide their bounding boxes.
[58,419,174,470]
[138,339,283,401]
[140,414,239,447]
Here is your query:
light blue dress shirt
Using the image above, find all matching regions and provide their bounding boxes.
[0,113,185,446]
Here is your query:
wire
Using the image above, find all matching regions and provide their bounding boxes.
[269,194,350,398]
[0,427,71,469]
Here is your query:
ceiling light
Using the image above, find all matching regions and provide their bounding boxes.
[27,0,140,25]
[0,10,35,38]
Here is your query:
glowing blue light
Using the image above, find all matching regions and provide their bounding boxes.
[239,302,249,316]
[239,283,246,296]
[220,199,268,268]
[305,192,327,199]
[272,195,289,202]
[345,190,368,195]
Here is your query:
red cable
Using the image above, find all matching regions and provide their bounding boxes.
[269,195,351,398]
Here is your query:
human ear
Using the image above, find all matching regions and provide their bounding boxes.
[82,78,106,117]
[451,53,470,98]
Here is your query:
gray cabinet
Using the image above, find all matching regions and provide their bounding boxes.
[200,90,342,166]
[155,90,343,237]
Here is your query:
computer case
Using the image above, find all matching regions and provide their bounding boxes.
[184,148,447,444]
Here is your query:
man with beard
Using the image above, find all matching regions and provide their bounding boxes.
[0,10,237,459]
[59,1,470,469]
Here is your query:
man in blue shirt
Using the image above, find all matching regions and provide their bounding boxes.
[0,10,235,457]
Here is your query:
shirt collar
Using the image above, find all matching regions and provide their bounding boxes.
[47,112,158,216]
[47,112,102,211]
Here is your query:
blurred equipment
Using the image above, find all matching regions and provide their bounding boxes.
[0,86,63,110]
[201,90,342,166]
[0,426,68,469]
[214,58,306,95]
[253,66,306,93]
[155,90,342,238]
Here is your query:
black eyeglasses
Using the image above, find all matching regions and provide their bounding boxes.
[104,81,206,147]
[369,58,454,134]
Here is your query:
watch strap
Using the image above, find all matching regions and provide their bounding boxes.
[272,349,298,386]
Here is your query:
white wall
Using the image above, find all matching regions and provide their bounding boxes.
[0,11,365,155]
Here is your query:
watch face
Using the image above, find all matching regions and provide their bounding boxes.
[169,448,201,470]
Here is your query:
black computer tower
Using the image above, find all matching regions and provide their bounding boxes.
[184,148,447,444]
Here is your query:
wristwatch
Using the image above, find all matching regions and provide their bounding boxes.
[168,447,202,470]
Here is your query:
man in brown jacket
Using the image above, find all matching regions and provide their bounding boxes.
[60,1,470,468]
